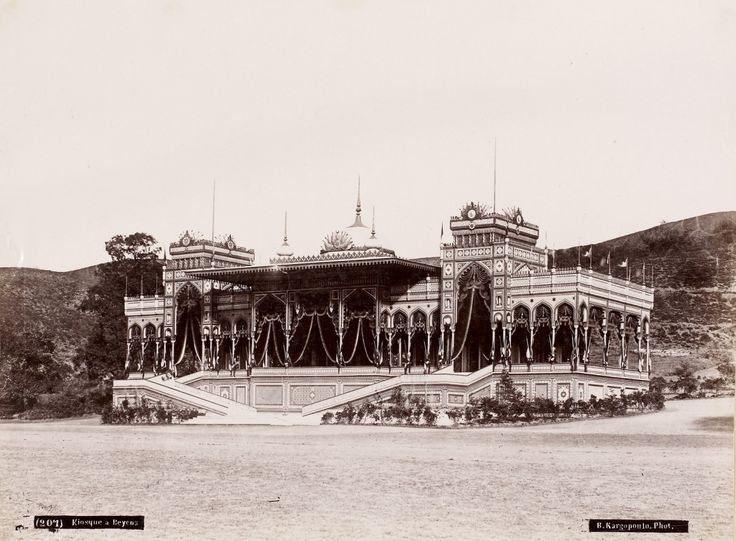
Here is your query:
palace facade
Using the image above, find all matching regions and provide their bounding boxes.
[114,190,654,420]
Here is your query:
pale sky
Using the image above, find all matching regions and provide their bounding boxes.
[1,0,734,271]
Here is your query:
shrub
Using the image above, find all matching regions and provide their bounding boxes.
[422,406,437,426]
[561,397,575,417]
[321,412,335,425]
[446,408,463,425]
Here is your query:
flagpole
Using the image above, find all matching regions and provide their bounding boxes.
[211,179,216,265]
[492,138,497,215]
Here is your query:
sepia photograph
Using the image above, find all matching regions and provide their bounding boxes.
[0,1,734,539]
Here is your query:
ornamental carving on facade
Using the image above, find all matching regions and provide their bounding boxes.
[321,230,354,253]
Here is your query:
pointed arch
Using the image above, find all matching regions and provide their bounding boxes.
[532,304,552,363]
[129,324,142,340]
[511,305,531,364]
[174,283,202,375]
[451,262,492,372]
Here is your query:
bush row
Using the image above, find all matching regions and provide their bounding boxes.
[101,398,201,424]
[321,372,665,427]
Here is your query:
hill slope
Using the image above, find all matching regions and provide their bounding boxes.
[555,211,736,374]
[0,266,98,366]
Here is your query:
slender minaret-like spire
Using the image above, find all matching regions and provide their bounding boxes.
[366,206,380,248]
[350,175,366,228]
[492,138,497,215]
[277,211,294,257]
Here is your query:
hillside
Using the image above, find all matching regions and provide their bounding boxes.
[555,211,736,375]
[0,266,99,366]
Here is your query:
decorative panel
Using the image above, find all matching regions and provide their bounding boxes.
[556,383,570,402]
[534,382,548,399]
[409,392,441,404]
[290,385,336,406]
[255,385,283,406]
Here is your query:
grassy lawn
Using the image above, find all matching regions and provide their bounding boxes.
[1,398,732,540]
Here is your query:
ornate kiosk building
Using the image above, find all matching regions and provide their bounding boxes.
[115,192,654,420]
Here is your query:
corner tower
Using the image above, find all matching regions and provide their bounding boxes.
[440,203,546,371]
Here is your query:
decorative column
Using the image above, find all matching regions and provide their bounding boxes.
[602,315,608,367]
[161,338,167,371]
[439,325,445,367]
[572,323,578,371]
[407,326,413,369]
[398,332,403,369]
[155,335,160,371]
[426,324,431,371]
[491,321,496,367]
[140,340,145,373]
[620,321,626,369]
[285,293,291,367]
[504,314,511,367]
[249,327,255,368]
[232,330,238,370]
[387,328,395,371]
[528,317,535,365]
[645,332,651,375]
[124,337,131,373]
[450,326,456,367]
[337,293,344,368]
[202,333,208,371]
[214,333,221,371]
[636,325,643,373]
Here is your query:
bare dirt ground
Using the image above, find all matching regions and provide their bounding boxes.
[1,398,733,541]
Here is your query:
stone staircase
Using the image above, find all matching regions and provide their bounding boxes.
[301,364,498,419]
[114,375,254,418]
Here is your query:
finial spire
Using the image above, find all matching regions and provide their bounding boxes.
[349,175,366,228]
[366,205,380,249]
[277,210,294,257]
[356,175,362,214]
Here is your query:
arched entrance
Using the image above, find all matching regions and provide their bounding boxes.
[607,311,623,368]
[554,304,574,364]
[341,289,376,367]
[391,312,409,369]
[511,306,530,364]
[409,311,428,370]
[288,291,339,367]
[174,283,203,376]
[253,294,287,367]
[451,264,492,372]
[533,304,552,363]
